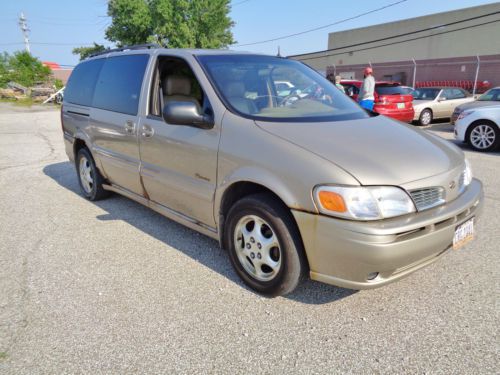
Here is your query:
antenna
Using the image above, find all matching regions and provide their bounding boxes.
[18,12,31,54]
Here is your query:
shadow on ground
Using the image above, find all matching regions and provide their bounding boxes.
[43,161,356,305]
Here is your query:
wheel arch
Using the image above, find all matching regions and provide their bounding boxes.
[465,118,499,144]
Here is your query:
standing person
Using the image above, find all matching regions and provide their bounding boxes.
[358,67,375,111]
[334,75,345,93]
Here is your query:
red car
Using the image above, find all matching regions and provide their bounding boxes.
[341,80,415,123]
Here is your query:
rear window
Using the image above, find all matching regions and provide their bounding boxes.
[64,58,104,106]
[375,85,408,95]
[92,54,150,115]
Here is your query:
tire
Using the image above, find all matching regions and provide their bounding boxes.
[76,148,109,201]
[467,121,500,152]
[224,193,307,296]
[418,109,433,126]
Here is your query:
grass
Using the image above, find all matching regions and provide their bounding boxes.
[0,352,7,361]
[0,97,37,107]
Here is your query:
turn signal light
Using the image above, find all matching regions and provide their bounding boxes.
[318,191,347,212]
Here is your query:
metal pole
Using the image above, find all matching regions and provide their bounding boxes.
[18,12,31,54]
[473,55,480,95]
[412,58,417,89]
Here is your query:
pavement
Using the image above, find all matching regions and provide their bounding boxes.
[0,103,498,374]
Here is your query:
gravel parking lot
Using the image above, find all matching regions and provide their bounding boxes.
[0,104,498,374]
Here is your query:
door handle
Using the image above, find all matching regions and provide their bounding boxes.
[141,125,154,138]
[125,120,136,134]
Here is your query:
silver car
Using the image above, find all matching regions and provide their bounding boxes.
[61,46,483,296]
[451,87,500,125]
[413,87,475,125]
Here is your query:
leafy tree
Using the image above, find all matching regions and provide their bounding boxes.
[104,0,235,48]
[0,51,51,88]
[72,43,109,61]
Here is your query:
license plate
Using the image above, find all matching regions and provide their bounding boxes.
[453,217,474,250]
[397,103,405,109]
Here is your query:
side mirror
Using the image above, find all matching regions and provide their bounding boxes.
[438,96,447,102]
[162,101,214,129]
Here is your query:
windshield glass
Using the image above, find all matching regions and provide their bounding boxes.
[478,88,500,101]
[197,54,369,122]
[412,88,440,100]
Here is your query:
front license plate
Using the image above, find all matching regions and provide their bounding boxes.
[397,103,405,109]
[453,217,474,250]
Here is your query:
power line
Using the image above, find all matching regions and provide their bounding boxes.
[232,0,252,6]
[297,19,500,62]
[290,10,500,58]
[233,0,408,47]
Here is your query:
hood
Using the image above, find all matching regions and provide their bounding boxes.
[455,100,499,112]
[255,116,463,186]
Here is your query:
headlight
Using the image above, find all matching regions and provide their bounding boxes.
[314,185,416,221]
[463,159,472,187]
[458,111,474,120]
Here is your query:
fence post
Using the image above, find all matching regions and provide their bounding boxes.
[473,55,480,95]
[412,58,417,89]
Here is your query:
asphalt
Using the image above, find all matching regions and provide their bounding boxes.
[0,103,498,374]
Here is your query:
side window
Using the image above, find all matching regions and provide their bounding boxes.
[149,56,208,117]
[451,89,466,99]
[92,54,150,115]
[64,58,104,106]
[441,89,453,100]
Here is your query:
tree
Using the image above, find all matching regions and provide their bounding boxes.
[72,43,109,61]
[0,51,51,88]
[104,0,235,48]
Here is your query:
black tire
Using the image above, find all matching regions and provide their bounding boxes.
[418,108,433,126]
[224,193,307,296]
[76,148,110,201]
[467,121,500,152]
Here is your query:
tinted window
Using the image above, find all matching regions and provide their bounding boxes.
[478,88,500,101]
[64,59,104,106]
[375,85,408,95]
[441,89,453,99]
[413,88,440,100]
[93,54,149,115]
[449,89,466,99]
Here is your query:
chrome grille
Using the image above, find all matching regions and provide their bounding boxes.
[409,187,445,211]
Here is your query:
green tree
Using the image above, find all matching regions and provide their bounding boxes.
[104,0,235,48]
[1,51,51,87]
[72,43,109,61]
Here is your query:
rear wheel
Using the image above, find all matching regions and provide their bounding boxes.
[418,109,433,126]
[76,148,109,201]
[224,193,306,296]
[467,121,499,152]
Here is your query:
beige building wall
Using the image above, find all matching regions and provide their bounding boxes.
[290,3,500,72]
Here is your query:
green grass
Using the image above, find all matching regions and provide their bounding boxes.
[0,97,37,107]
[0,352,7,360]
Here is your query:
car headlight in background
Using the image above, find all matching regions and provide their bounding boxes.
[458,111,474,120]
[314,185,416,221]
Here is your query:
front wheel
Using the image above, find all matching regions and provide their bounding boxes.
[224,193,306,296]
[467,122,499,152]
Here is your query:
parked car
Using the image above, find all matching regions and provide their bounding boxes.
[62,47,483,296]
[412,87,474,125]
[455,105,500,152]
[341,80,414,122]
[451,87,500,125]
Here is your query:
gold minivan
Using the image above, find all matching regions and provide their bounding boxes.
[61,46,483,296]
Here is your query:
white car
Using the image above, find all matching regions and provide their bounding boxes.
[455,105,500,152]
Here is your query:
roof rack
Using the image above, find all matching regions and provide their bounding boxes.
[89,43,160,58]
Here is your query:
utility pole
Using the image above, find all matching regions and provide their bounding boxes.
[18,12,31,54]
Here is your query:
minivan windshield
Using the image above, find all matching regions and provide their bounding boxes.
[197,54,369,122]
[412,88,441,100]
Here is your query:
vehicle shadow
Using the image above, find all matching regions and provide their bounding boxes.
[43,161,356,305]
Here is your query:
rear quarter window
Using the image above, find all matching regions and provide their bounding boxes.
[64,58,104,106]
[92,54,150,115]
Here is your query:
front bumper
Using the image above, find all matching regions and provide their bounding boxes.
[292,179,483,290]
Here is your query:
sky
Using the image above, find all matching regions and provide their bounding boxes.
[0,0,498,66]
